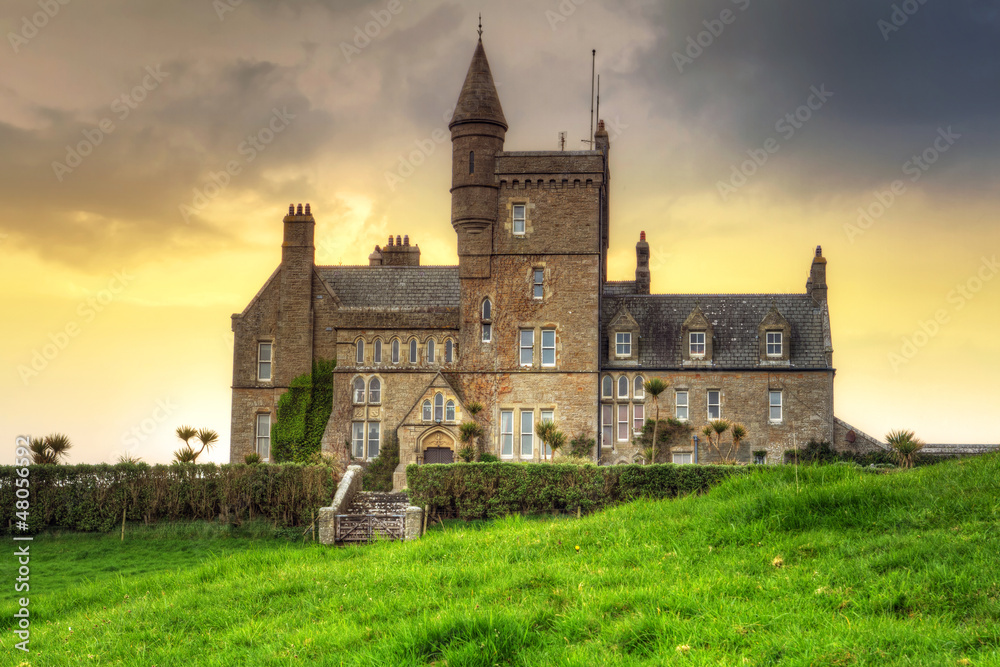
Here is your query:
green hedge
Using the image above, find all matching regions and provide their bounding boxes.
[0,463,338,534]
[405,462,743,520]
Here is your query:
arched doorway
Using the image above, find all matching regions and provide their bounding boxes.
[419,429,456,464]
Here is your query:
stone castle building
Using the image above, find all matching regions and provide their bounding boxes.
[230,36,879,485]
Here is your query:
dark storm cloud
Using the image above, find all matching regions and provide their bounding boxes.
[630,0,1000,195]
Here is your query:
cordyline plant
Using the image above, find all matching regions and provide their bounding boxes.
[643,378,670,464]
[701,420,749,464]
[886,429,924,468]
[29,433,73,464]
[534,420,567,462]
[173,427,219,463]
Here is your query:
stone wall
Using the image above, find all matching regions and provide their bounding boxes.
[318,464,363,545]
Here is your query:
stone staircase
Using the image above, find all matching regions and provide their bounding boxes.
[344,491,410,516]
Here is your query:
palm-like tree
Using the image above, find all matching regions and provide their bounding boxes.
[458,421,484,461]
[173,447,199,463]
[702,420,732,462]
[535,420,556,461]
[886,429,924,469]
[643,378,669,464]
[29,434,72,464]
[729,423,748,462]
[173,426,218,463]
[176,426,197,448]
[117,453,142,464]
[194,429,219,459]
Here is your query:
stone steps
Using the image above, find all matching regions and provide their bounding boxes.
[344,491,410,516]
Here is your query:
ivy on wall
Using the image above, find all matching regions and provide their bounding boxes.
[271,359,336,463]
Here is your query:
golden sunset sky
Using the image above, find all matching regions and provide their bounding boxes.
[2,0,998,464]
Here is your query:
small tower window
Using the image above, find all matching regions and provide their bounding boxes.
[513,205,526,235]
[481,298,493,343]
[469,151,475,174]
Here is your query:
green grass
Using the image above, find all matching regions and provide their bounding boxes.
[2,456,999,666]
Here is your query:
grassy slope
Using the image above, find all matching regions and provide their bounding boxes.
[2,457,999,666]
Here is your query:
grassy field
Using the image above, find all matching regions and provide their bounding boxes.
[2,456,999,666]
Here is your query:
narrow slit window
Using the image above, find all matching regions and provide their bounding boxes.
[409,339,418,364]
[469,150,475,174]
[427,339,435,364]
[373,339,382,364]
[355,339,365,364]
[445,339,454,363]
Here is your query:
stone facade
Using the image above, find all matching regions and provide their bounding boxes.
[230,36,860,482]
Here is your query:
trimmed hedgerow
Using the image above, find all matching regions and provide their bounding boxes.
[0,463,338,534]
[271,358,336,463]
[362,432,400,492]
[405,462,743,520]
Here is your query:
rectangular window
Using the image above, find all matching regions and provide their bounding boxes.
[519,329,534,367]
[708,390,721,420]
[767,332,783,357]
[367,422,380,459]
[754,451,766,465]
[769,390,783,422]
[352,422,364,459]
[676,391,689,421]
[615,332,632,357]
[601,405,613,448]
[618,404,629,442]
[690,332,706,357]
[533,269,544,299]
[255,413,271,462]
[633,404,644,433]
[673,452,693,465]
[520,411,533,457]
[541,410,554,458]
[257,342,272,381]
[541,329,556,367]
[500,410,514,458]
[513,204,526,235]
[482,323,492,343]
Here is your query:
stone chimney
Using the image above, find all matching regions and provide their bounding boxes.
[368,245,383,266]
[381,235,421,267]
[635,231,650,295]
[807,246,827,305]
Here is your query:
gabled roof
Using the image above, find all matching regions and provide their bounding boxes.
[450,39,507,130]
[316,266,460,312]
[600,293,832,369]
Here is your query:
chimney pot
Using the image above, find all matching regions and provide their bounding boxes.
[396,235,402,246]
[640,231,646,242]
[388,236,393,246]
[403,235,410,246]
[305,203,311,215]
[288,204,294,215]
[296,204,303,215]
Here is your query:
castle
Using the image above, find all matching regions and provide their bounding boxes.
[229,35,880,486]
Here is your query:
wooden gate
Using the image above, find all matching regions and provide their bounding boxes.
[335,514,405,543]
[424,447,454,464]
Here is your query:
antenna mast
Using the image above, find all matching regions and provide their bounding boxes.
[596,75,600,131]
[588,49,596,147]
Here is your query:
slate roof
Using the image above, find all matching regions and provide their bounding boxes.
[450,39,507,130]
[603,281,637,297]
[317,266,460,312]
[601,293,832,369]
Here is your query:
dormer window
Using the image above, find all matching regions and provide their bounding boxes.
[766,332,783,357]
[615,332,632,357]
[690,332,706,357]
[513,204,526,235]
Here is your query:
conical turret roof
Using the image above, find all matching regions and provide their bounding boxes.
[450,38,507,130]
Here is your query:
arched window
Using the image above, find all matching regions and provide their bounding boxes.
[353,377,365,404]
[368,377,381,404]
[634,376,645,400]
[482,298,493,343]
[422,400,432,422]
[373,339,382,364]
[482,298,492,320]
[391,339,400,364]
[602,375,613,399]
[427,339,435,364]
[445,339,454,363]
[446,400,455,422]
[409,339,418,364]
[434,394,444,422]
[618,376,629,400]
[355,339,365,364]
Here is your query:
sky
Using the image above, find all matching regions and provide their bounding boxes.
[1,0,998,464]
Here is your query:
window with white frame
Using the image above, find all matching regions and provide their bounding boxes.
[533,269,544,299]
[615,332,632,357]
[373,339,382,364]
[633,404,644,433]
[434,394,444,422]
[255,413,270,461]
[391,339,400,364]
[618,405,629,442]
[257,342,272,381]
[409,339,418,364]
[601,405,613,448]
[708,390,721,420]
[368,377,381,404]
[754,451,766,465]
[673,452,693,465]
[769,390,783,422]
[353,377,365,404]
[422,400,431,422]
[519,330,534,367]
[676,391,689,421]
[367,422,380,458]
[602,375,613,399]
[520,411,533,457]
[541,329,556,367]
[446,400,455,422]
[355,339,365,364]
[766,332,783,357]
[427,339,435,364]
[482,299,492,343]
[352,422,364,458]
[445,339,454,363]
[634,376,645,400]
[513,204,526,235]
[500,411,514,457]
[618,376,629,400]
[690,332,706,357]
[541,410,554,458]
